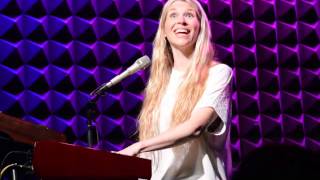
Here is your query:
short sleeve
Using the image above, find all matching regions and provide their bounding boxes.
[195,64,232,136]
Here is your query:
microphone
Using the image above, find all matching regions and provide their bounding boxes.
[90,55,151,96]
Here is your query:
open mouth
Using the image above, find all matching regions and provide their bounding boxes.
[174,28,190,35]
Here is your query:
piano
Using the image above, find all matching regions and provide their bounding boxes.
[0,113,67,179]
[0,113,151,179]
[32,141,152,180]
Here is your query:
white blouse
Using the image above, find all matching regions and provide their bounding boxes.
[144,64,232,180]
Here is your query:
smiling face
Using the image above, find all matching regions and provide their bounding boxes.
[164,0,200,52]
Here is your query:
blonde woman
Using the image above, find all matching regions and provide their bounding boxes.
[117,0,232,179]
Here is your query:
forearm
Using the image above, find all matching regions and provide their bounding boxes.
[138,121,201,153]
[117,107,215,156]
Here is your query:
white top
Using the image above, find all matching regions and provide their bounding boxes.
[143,64,233,180]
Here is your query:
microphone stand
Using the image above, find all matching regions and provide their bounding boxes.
[86,56,150,147]
[86,89,103,148]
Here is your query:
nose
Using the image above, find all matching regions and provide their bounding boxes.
[176,15,187,25]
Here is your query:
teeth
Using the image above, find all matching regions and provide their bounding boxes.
[175,29,190,33]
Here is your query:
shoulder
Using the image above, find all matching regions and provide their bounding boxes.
[207,63,233,83]
[208,63,232,74]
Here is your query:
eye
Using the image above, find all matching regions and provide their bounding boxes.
[169,12,177,18]
[184,12,194,18]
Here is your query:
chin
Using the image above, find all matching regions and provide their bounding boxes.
[174,40,192,46]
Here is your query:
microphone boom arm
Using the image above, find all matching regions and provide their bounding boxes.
[89,55,150,96]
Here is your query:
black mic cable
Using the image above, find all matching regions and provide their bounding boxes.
[0,163,33,180]
[0,150,32,168]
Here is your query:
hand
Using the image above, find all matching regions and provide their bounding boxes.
[116,142,142,156]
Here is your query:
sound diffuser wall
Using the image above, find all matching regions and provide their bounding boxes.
[0,0,319,172]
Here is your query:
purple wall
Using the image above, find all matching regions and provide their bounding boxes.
[0,0,319,173]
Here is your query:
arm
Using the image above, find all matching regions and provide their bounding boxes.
[117,107,216,156]
[118,65,233,156]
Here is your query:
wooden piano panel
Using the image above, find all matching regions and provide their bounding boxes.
[32,141,152,180]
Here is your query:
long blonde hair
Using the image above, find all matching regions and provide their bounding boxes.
[139,0,214,142]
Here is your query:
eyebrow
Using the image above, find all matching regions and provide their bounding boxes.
[168,8,196,12]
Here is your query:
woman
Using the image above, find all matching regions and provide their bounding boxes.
[117,0,232,179]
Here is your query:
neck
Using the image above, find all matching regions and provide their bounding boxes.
[171,45,194,71]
